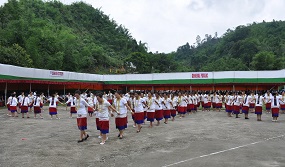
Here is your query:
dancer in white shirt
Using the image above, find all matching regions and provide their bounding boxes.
[74,90,92,143]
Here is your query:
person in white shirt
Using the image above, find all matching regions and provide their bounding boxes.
[128,93,137,128]
[74,90,92,143]
[6,94,12,116]
[141,92,148,123]
[242,92,251,119]
[96,92,117,145]
[107,91,113,105]
[28,92,34,112]
[20,93,30,118]
[192,93,198,113]
[17,92,24,113]
[146,92,156,127]
[269,92,284,122]
[200,92,205,111]
[215,93,223,112]
[154,92,164,125]
[9,93,18,117]
[187,93,193,113]
[170,93,178,120]
[203,93,210,112]
[65,93,72,111]
[226,92,233,117]
[102,92,108,100]
[33,93,43,119]
[197,92,201,109]
[46,93,63,119]
[233,92,242,118]
[65,94,77,118]
[264,91,272,113]
[253,92,265,121]
[207,92,212,111]
[133,92,147,133]
[113,91,132,139]
[162,93,171,124]
[86,94,94,117]
[249,92,256,113]
[279,91,285,114]
[39,93,45,111]
[177,92,187,118]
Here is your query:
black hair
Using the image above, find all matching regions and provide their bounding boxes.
[75,90,81,95]
[96,92,103,98]
[116,90,123,95]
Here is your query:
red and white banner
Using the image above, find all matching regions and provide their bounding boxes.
[191,73,208,78]
[50,71,64,77]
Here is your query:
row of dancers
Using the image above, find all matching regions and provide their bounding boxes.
[5,90,285,144]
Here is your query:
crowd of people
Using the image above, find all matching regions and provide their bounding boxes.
[4,89,285,145]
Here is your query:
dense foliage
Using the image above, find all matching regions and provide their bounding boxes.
[175,21,285,71]
[1,0,285,74]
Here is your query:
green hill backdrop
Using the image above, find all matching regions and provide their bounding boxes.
[1,0,285,74]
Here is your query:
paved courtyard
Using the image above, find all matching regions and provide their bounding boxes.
[0,106,285,167]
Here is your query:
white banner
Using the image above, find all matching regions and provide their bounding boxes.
[49,71,64,77]
[191,73,209,78]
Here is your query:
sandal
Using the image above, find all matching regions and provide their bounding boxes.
[84,134,89,141]
[137,127,142,133]
[77,139,84,143]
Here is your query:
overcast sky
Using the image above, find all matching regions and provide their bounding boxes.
[1,0,285,53]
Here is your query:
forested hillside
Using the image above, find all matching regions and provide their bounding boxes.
[175,21,285,72]
[0,0,148,73]
[1,0,285,74]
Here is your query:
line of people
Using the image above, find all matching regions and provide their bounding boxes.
[5,89,285,145]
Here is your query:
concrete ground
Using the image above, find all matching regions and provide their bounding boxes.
[0,106,285,167]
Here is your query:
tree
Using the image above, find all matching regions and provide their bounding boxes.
[125,52,151,73]
[251,51,276,70]
[196,35,201,45]
[0,44,33,67]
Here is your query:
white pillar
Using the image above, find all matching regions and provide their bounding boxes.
[4,82,7,105]
[29,83,32,92]
[47,84,50,96]
[63,85,66,96]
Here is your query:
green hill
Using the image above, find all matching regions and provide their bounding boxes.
[0,0,147,73]
[1,0,285,74]
[175,21,285,71]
